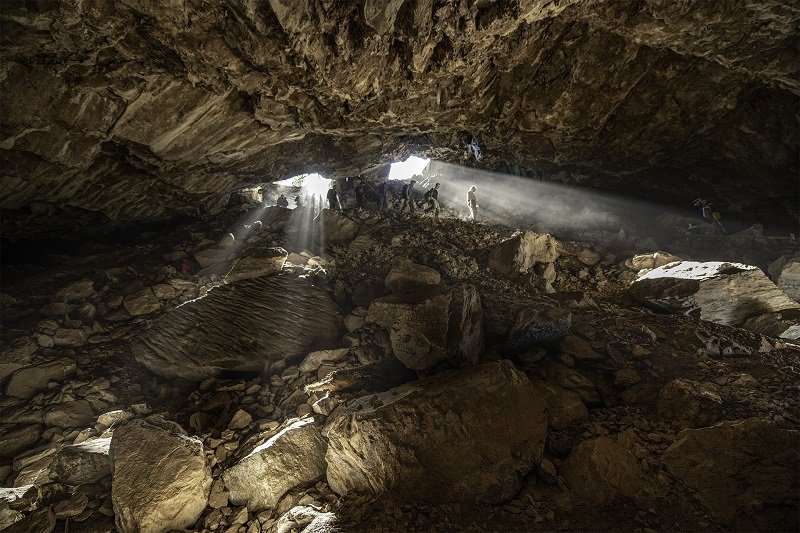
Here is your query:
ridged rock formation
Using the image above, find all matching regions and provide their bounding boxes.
[131,275,341,379]
[1,0,798,234]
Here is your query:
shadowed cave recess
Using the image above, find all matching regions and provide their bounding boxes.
[0,1,799,532]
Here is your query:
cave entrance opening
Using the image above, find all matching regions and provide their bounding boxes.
[388,156,430,181]
[274,173,331,210]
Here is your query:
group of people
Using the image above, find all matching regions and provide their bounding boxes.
[325,179,480,221]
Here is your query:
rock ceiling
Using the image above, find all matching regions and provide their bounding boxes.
[1,0,798,233]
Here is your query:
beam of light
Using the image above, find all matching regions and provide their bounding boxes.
[388,156,430,180]
[420,160,760,252]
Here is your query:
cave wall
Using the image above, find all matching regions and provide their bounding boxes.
[1,0,798,234]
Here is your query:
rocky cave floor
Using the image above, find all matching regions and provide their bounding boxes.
[1,200,799,533]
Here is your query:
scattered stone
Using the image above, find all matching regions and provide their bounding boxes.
[325,361,547,503]
[0,425,43,459]
[614,368,641,387]
[54,279,95,303]
[627,251,681,270]
[384,260,441,293]
[0,337,38,380]
[152,283,176,299]
[111,416,211,533]
[577,249,601,266]
[298,349,350,373]
[558,335,602,361]
[44,399,95,429]
[123,288,161,316]
[5,358,76,399]
[534,381,589,430]
[193,247,233,268]
[49,436,111,485]
[224,418,327,511]
[228,409,253,430]
[313,210,359,243]
[53,328,88,347]
[226,247,288,282]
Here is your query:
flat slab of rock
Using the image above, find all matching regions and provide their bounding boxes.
[366,283,483,371]
[324,360,547,503]
[224,418,327,512]
[123,288,161,316]
[111,416,211,533]
[132,275,341,379]
[225,247,288,282]
[662,418,799,530]
[631,261,800,338]
[5,358,76,399]
[49,436,111,485]
[384,260,441,293]
[0,425,42,460]
[489,231,559,276]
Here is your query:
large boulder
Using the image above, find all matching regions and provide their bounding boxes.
[630,261,800,338]
[768,255,800,302]
[225,247,288,283]
[123,288,161,316]
[489,231,559,276]
[366,283,483,371]
[384,260,441,293]
[0,337,37,380]
[561,435,645,507]
[504,306,571,354]
[110,416,211,533]
[0,425,42,459]
[313,209,359,243]
[662,418,799,530]
[656,378,723,429]
[49,437,111,485]
[132,275,341,379]
[324,360,548,503]
[224,418,327,512]
[5,358,76,399]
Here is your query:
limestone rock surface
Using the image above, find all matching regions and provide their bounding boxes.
[49,437,111,485]
[662,418,799,530]
[225,247,288,282]
[631,261,800,338]
[224,418,327,512]
[384,260,441,293]
[324,361,547,503]
[110,416,211,533]
[489,231,560,276]
[366,283,483,370]
[656,378,723,429]
[5,358,76,399]
[131,275,341,379]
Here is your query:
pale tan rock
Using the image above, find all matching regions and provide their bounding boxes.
[489,231,560,276]
[228,409,253,430]
[226,247,288,283]
[224,418,327,512]
[298,349,350,373]
[53,328,87,347]
[123,288,161,316]
[111,416,211,533]
[54,279,95,303]
[325,361,547,503]
[313,209,359,243]
[0,336,37,380]
[627,251,681,270]
[50,436,111,485]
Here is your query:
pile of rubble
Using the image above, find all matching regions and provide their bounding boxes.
[1,203,798,532]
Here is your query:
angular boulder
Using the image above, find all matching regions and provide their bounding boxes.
[5,358,76,399]
[49,437,111,485]
[662,418,799,530]
[366,283,483,371]
[0,425,42,460]
[384,260,441,293]
[561,435,645,507]
[656,378,723,429]
[131,275,341,379]
[489,231,559,276]
[769,255,800,302]
[110,416,211,533]
[54,279,95,303]
[225,247,288,283]
[626,251,681,271]
[631,261,800,338]
[0,337,38,380]
[324,361,547,503]
[224,418,327,512]
[123,288,161,316]
[313,209,359,243]
[504,307,571,354]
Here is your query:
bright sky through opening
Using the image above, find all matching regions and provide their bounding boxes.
[389,156,430,180]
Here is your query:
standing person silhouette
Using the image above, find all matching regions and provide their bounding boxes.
[467,185,478,221]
